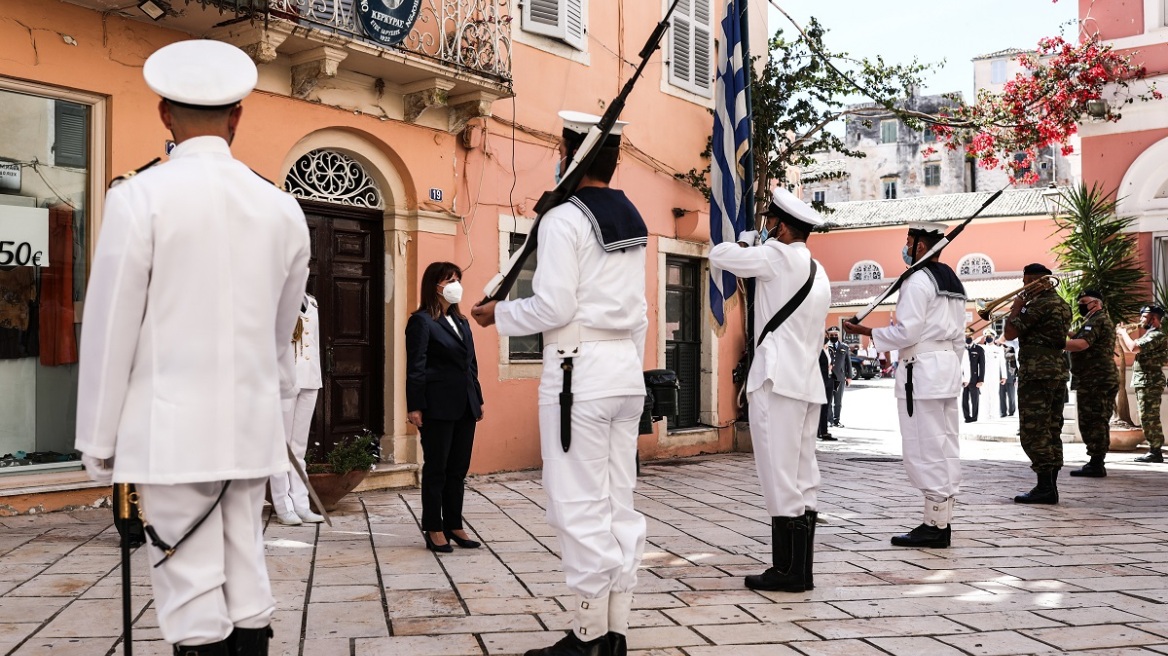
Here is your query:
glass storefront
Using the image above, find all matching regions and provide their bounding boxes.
[0,85,92,475]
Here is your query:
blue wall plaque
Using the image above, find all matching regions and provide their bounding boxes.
[356,0,423,46]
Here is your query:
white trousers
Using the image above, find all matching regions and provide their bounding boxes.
[538,395,647,603]
[269,388,319,515]
[137,478,274,646]
[898,397,961,500]
[748,383,820,517]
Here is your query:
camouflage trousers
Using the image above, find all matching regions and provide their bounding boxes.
[1077,383,1118,459]
[1137,384,1165,450]
[1018,378,1066,473]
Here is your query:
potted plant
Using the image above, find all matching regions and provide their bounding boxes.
[306,429,379,512]
[1052,183,1148,448]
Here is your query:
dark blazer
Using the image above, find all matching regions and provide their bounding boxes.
[826,341,852,382]
[966,343,986,384]
[405,310,484,422]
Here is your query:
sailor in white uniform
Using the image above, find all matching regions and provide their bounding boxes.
[709,187,831,594]
[845,222,965,548]
[269,292,325,525]
[472,111,648,656]
[75,40,311,655]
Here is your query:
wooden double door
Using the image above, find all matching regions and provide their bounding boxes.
[302,201,385,455]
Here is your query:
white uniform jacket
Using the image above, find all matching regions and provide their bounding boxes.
[708,240,831,404]
[75,136,311,484]
[872,270,965,400]
[296,294,324,390]
[495,200,648,405]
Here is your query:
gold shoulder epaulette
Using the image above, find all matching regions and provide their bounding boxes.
[108,157,162,189]
[250,168,286,191]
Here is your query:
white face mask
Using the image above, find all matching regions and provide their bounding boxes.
[901,245,914,265]
[441,280,463,304]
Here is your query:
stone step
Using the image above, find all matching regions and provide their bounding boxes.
[354,462,418,492]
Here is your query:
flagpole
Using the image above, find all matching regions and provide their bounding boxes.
[738,0,758,368]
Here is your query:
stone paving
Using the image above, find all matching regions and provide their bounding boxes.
[4,379,1168,656]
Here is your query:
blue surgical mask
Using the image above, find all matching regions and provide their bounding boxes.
[902,245,914,265]
[759,226,769,243]
[554,159,562,184]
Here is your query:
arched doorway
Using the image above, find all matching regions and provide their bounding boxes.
[285,148,386,456]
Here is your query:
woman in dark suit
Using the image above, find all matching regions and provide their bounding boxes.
[406,262,484,553]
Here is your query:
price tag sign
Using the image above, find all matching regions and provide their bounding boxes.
[0,206,49,267]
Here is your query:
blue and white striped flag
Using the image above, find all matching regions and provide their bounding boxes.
[709,0,751,327]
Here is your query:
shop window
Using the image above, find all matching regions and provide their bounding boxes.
[958,254,994,277]
[850,261,883,281]
[665,257,701,429]
[522,0,587,51]
[0,84,96,474]
[668,0,714,97]
[507,232,542,360]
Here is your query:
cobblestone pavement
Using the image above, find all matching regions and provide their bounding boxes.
[5,381,1168,655]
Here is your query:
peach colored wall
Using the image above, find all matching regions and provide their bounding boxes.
[1081,0,1144,40]
[812,218,1064,283]
[1081,129,1168,194]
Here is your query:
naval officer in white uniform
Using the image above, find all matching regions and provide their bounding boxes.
[75,40,311,655]
[472,111,648,656]
[270,291,325,525]
[845,222,966,548]
[709,187,831,594]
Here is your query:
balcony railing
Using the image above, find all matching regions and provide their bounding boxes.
[259,0,512,84]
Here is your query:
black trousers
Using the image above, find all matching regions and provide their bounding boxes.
[419,408,477,532]
[962,385,980,421]
[818,403,829,436]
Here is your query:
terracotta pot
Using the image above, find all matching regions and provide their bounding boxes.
[308,470,368,512]
[1109,427,1145,452]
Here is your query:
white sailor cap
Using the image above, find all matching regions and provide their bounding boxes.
[144,40,257,107]
[907,222,948,237]
[764,187,824,228]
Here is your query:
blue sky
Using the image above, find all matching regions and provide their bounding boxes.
[756,1,1078,101]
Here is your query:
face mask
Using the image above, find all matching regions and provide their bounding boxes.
[441,280,463,304]
[901,245,914,266]
[829,336,838,343]
[759,226,769,243]
[1078,302,1090,317]
[966,337,973,344]
[554,159,562,184]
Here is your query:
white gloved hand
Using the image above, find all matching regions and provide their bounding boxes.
[736,230,759,246]
[81,453,114,485]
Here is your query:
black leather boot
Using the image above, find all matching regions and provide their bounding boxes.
[1070,455,1106,477]
[890,523,951,548]
[804,510,817,590]
[226,626,272,655]
[605,632,627,656]
[1135,448,1163,463]
[523,632,611,656]
[174,641,229,656]
[1014,469,1059,504]
[744,515,808,592]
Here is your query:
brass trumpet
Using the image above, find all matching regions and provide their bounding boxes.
[975,274,1060,321]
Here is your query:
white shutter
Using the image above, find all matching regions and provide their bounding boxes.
[692,0,713,95]
[522,0,587,51]
[669,0,695,89]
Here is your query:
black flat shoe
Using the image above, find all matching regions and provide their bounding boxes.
[424,531,453,553]
[445,529,481,549]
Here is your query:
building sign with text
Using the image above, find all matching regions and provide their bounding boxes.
[0,162,20,193]
[0,206,49,267]
[356,0,423,46]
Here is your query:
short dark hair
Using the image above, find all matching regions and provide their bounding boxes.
[165,100,237,123]
[916,232,944,249]
[417,261,464,320]
[566,144,620,184]
[781,218,811,241]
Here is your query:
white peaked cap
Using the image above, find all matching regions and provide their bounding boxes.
[144,40,258,107]
[907,221,948,237]
[768,187,824,227]
[559,110,628,137]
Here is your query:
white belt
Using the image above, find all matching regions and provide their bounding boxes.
[544,323,633,358]
[901,340,959,361]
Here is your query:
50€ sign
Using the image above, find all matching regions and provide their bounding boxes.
[0,206,49,268]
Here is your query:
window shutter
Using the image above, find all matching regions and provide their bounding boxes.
[523,0,587,51]
[669,0,714,97]
[54,101,88,169]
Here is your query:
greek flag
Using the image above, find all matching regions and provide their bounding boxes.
[709,0,751,326]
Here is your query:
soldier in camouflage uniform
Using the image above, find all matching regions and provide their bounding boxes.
[1003,264,1072,504]
[1117,306,1168,463]
[1064,290,1118,478]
